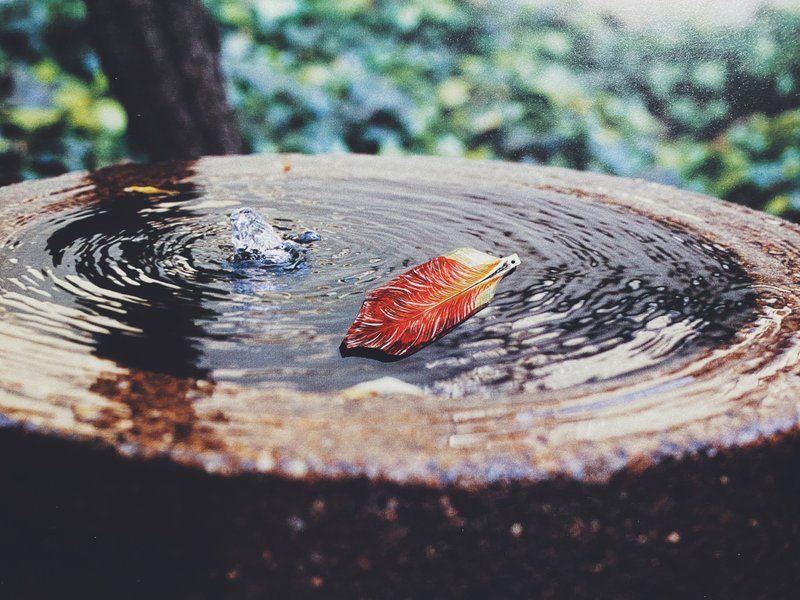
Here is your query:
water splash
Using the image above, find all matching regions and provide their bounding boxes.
[229,207,301,265]
[230,207,283,253]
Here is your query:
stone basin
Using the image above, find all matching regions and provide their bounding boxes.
[0,154,798,598]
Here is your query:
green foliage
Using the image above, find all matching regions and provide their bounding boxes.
[0,0,129,185]
[662,109,800,217]
[1,0,798,220]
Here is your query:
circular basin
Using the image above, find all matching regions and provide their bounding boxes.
[1,154,798,598]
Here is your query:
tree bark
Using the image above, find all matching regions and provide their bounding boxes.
[84,0,244,161]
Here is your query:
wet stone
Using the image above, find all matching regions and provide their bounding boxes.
[1,155,800,599]
[0,154,798,489]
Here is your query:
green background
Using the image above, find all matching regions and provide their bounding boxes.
[1,0,799,219]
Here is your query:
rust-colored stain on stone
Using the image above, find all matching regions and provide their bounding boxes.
[90,369,221,452]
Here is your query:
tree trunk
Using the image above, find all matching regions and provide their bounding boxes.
[84,0,244,161]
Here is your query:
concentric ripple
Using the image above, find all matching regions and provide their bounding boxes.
[0,159,756,397]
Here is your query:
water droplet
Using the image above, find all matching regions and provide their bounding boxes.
[293,230,321,244]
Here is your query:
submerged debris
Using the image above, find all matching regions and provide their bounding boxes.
[341,377,425,400]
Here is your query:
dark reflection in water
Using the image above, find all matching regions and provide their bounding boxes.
[0,167,757,396]
[43,164,216,379]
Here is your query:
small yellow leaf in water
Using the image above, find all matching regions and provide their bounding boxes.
[123,185,179,196]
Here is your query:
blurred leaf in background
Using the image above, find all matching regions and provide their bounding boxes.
[1,0,798,221]
[662,109,800,215]
[0,0,129,186]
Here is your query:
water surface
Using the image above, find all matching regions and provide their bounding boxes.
[0,162,756,397]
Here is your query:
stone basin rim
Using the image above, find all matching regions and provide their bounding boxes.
[1,153,799,489]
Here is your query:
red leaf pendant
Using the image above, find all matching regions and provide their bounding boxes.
[342,248,520,359]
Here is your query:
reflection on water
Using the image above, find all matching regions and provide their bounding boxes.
[43,164,214,379]
[0,161,756,396]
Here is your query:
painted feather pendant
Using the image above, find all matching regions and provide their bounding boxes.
[342,248,520,359]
